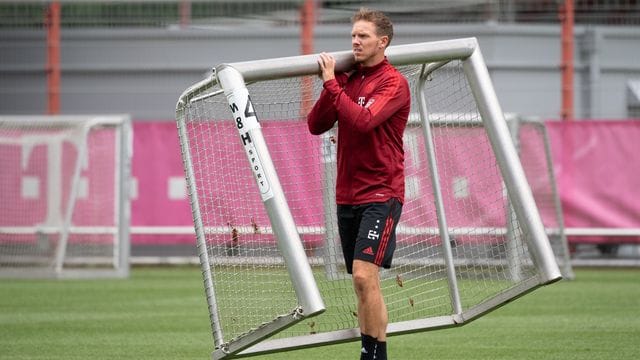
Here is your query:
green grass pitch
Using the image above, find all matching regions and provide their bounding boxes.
[1,267,638,359]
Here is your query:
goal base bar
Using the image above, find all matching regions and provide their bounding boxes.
[232,276,550,358]
[213,306,324,360]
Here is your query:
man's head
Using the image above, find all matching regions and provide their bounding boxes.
[351,8,394,66]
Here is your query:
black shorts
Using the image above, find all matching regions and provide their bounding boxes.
[337,198,402,274]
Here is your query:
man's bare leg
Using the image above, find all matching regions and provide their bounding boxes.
[353,259,388,340]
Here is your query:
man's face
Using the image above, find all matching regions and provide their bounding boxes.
[351,20,387,66]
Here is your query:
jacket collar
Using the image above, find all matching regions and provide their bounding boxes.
[356,57,389,75]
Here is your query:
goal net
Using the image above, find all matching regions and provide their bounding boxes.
[510,117,574,279]
[0,115,131,279]
[176,38,561,359]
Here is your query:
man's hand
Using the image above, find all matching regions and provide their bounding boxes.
[318,52,336,82]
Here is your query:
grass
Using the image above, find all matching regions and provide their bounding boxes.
[0,267,638,359]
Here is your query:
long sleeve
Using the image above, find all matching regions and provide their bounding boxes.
[323,73,408,133]
[306,86,337,135]
[308,60,411,205]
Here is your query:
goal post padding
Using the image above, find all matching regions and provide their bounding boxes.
[176,38,562,359]
[0,115,131,279]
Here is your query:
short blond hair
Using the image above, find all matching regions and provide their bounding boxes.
[352,8,394,47]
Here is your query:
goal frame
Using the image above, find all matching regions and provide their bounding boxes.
[176,37,562,359]
[0,115,132,279]
[507,116,574,280]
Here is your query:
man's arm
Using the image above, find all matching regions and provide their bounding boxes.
[307,52,342,135]
[307,87,338,135]
[316,52,408,133]
[324,74,408,133]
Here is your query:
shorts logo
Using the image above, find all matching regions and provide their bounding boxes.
[357,97,366,106]
[363,247,375,256]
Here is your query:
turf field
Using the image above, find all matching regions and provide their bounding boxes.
[1,267,638,359]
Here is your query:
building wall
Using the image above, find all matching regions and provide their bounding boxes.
[1,24,640,120]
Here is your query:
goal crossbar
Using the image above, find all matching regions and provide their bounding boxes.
[176,38,477,109]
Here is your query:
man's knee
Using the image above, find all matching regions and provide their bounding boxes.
[352,260,379,295]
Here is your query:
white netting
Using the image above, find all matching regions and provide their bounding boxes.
[179,58,552,348]
[0,116,129,278]
[516,119,573,279]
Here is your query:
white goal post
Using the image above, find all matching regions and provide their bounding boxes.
[507,116,574,280]
[0,115,132,279]
[176,38,562,359]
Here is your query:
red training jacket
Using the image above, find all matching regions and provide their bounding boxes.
[307,58,411,205]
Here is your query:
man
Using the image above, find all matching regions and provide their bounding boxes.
[306,8,410,360]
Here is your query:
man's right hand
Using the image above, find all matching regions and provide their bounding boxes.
[318,52,336,82]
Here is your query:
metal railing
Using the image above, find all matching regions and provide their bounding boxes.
[2,0,640,29]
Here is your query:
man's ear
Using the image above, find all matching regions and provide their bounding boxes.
[379,36,389,49]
